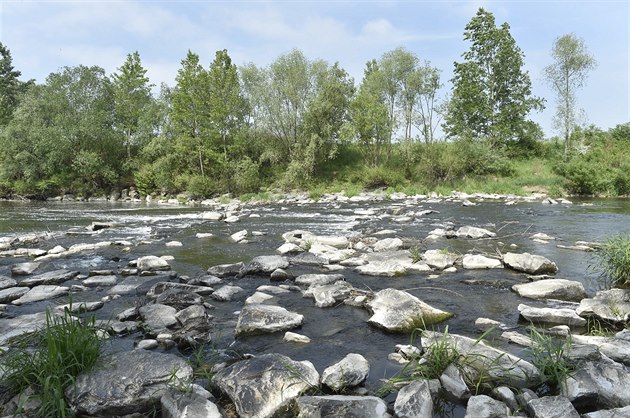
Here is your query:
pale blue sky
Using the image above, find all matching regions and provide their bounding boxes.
[1,0,628,138]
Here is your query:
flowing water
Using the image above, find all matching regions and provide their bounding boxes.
[1,197,629,416]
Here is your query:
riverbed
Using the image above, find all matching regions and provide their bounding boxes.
[1,195,629,416]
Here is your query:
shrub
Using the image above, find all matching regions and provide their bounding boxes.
[231,157,261,195]
[185,175,217,199]
[1,307,102,417]
[595,235,630,288]
[357,165,406,189]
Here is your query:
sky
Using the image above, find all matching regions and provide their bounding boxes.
[1,0,628,138]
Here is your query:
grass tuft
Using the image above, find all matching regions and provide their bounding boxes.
[528,327,573,395]
[594,234,630,288]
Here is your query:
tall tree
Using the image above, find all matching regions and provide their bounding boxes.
[111,51,153,161]
[0,42,32,126]
[171,51,211,177]
[207,49,247,162]
[444,8,543,146]
[543,34,597,156]
[414,63,442,143]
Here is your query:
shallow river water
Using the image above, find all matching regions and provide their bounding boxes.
[1,196,629,416]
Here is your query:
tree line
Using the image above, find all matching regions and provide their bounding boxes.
[1,8,623,199]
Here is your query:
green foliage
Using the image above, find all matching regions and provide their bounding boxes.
[184,174,218,199]
[444,8,543,146]
[354,165,406,189]
[594,235,630,288]
[0,42,33,126]
[231,156,261,194]
[528,328,573,394]
[1,307,102,417]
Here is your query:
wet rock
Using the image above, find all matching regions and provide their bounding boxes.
[562,360,630,410]
[456,226,496,239]
[503,252,558,274]
[47,245,66,254]
[66,349,192,416]
[295,395,389,418]
[0,286,29,303]
[290,252,329,266]
[137,339,158,350]
[571,335,630,365]
[373,237,403,252]
[83,275,117,287]
[394,380,433,418]
[474,317,508,332]
[88,221,115,231]
[245,291,274,305]
[0,276,17,290]
[239,255,289,277]
[211,353,318,417]
[173,305,211,345]
[512,279,586,302]
[137,255,171,272]
[156,289,203,309]
[423,249,458,270]
[186,275,223,287]
[490,386,519,412]
[108,276,165,295]
[576,289,630,325]
[165,241,183,247]
[224,215,240,223]
[55,301,104,313]
[464,395,509,418]
[527,395,579,418]
[305,281,353,308]
[196,232,214,238]
[366,289,452,332]
[210,285,244,301]
[518,303,587,327]
[284,331,311,343]
[11,262,41,276]
[19,269,79,287]
[235,304,304,337]
[12,285,69,305]
[202,211,223,220]
[321,353,370,391]
[230,229,248,242]
[295,273,345,287]
[440,364,470,401]
[582,406,630,418]
[462,254,503,269]
[270,268,292,280]
[356,260,408,277]
[139,304,178,334]
[422,331,541,388]
[207,262,243,277]
[0,311,51,345]
[147,282,214,298]
[277,242,303,255]
[161,387,222,418]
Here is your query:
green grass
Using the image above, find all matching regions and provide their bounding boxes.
[594,234,630,288]
[528,328,573,394]
[1,307,102,417]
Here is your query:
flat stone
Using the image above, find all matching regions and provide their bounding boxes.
[83,275,117,287]
[562,360,630,410]
[210,285,244,301]
[235,304,304,337]
[55,301,104,314]
[321,353,370,391]
[527,395,579,418]
[0,276,17,290]
[12,285,69,305]
[571,335,630,365]
[19,269,79,287]
[441,363,470,401]
[456,226,495,239]
[139,304,178,334]
[245,291,274,305]
[295,273,345,287]
[0,286,29,303]
[11,262,41,275]
[147,282,214,298]
[464,395,508,418]
[211,353,318,418]
[423,249,458,270]
[156,289,204,309]
[66,350,193,416]
[462,254,503,269]
[201,211,223,220]
[284,331,311,343]
[296,395,388,417]
[512,279,586,302]
[576,289,630,325]
[137,256,171,272]
[367,288,452,332]
[582,406,630,418]
[518,304,587,327]
[503,252,558,274]
[239,255,289,276]
[373,238,404,252]
[230,229,248,242]
[207,262,243,277]
[0,311,51,345]
[161,388,222,418]
[305,281,353,308]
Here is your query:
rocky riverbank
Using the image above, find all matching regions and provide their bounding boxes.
[1,193,629,417]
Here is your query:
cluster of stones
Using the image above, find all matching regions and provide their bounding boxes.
[3,193,629,418]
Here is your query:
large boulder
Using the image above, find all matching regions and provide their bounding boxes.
[576,289,630,325]
[66,350,193,416]
[512,279,586,302]
[211,353,318,418]
[366,288,452,332]
[422,331,541,389]
[518,304,587,327]
[321,353,370,392]
[503,252,558,274]
[561,360,630,410]
[235,304,304,337]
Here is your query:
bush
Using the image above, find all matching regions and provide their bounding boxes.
[1,307,102,417]
[356,165,406,189]
[595,235,630,288]
[231,157,261,194]
[560,158,606,195]
[185,175,218,199]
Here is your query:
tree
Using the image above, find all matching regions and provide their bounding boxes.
[414,63,442,143]
[444,8,543,146]
[111,51,153,162]
[0,42,32,126]
[543,34,597,156]
[207,49,247,162]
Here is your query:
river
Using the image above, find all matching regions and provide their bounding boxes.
[1,196,629,416]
